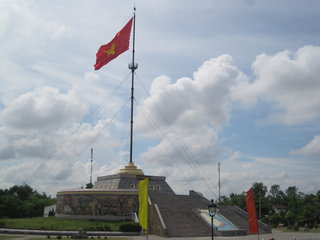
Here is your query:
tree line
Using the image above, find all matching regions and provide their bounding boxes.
[219,182,320,229]
[0,184,55,218]
[1,182,320,230]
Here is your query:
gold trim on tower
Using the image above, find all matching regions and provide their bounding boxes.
[118,162,144,175]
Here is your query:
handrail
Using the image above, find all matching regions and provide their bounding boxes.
[130,212,139,223]
[154,204,167,230]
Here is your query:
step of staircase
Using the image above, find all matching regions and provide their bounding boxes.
[150,193,210,237]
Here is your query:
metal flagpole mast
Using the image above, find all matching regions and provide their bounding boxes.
[129,7,137,164]
[90,148,93,185]
[218,162,221,203]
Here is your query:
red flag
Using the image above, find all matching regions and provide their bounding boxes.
[94,17,133,70]
[246,188,259,234]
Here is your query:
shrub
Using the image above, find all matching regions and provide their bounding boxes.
[292,223,299,231]
[95,225,111,231]
[119,222,141,232]
[0,221,5,227]
[86,225,111,231]
[103,225,111,231]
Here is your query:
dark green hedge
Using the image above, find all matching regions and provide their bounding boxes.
[119,222,141,232]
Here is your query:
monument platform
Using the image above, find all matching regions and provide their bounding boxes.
[56,162,271,237]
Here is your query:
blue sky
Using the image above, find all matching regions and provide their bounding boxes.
[1,0,320,199]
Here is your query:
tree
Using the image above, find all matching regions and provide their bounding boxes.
[252,182,268,199]
[209,183,320,229]
[229,192,246,210]
[285,186,301,215]
[218,195,230,205]
[269,184,285,202]
[284,210,296,227]
[299,194,319,228]
[252,182,269,218]
[285,186,299,198]
[0,184,55,218]
[0,194,23,218]
[270,184,281,197]
[269,213,282,228]
[16,185,33,200]
[86,182,93,189]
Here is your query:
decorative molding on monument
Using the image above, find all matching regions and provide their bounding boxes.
[57,188,138,195]
[118,161,144,175]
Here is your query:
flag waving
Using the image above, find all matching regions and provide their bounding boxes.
[246,188,259,234]
[94,17,133,70]
[138,178,149,231]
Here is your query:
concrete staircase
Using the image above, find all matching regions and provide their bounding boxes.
[218,205,271,234]
[148,193,271,237]
[218,205,248,230]
[149,192,210,237]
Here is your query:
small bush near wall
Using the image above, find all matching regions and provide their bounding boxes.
[119,222,141,232]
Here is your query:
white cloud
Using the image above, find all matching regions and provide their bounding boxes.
[0,158,91,194]
[140,126,220,166]
[137,55,245,131]
[292,135,320,157]
[216,154,320,197]
[234,45,320,125]
[134,48,320,197]
[0,115,122,195]
[135,55,245,170]
[0,1,70,41]
[0,84,119,162]
[0,1,73,106]
[1,86,86,130]
[2,45,320,197]
[1,0,320,198]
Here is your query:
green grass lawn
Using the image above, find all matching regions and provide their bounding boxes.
[0,217,133,231]
[0,236,21,240]
[27,238,129,240]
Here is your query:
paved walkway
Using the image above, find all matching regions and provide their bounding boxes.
[128,231,320,240]
[1,229,320,240]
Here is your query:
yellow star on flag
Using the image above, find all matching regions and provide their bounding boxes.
[94,17,133,70]
[105,42,116,56]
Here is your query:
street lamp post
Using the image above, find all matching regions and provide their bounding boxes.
[208,199,217,240]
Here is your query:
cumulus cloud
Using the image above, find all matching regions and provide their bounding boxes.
[0,1,70,41]
[138,55,245,130]
[1,86,86,130]
[136,55,245,167]
[0,85,117,162]
[0,158,92,194]
[0,73,130,194]
[292,135,320,157]
[1,41,320,197]
[0,116,126,195]
[161,164,219,198]
[1,0,320,199]
[217,153,320,197]
[234,45,320,125]
[0,1,73,107]
[133,46,320,197]
[140,126,220,166]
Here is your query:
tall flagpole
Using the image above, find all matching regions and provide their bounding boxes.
[129,7,137,164]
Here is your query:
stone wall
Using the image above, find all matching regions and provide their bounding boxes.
[148,203,168,237]
[56,190,138,219]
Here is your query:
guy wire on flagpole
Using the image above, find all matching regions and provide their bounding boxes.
[129,7,137,163]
